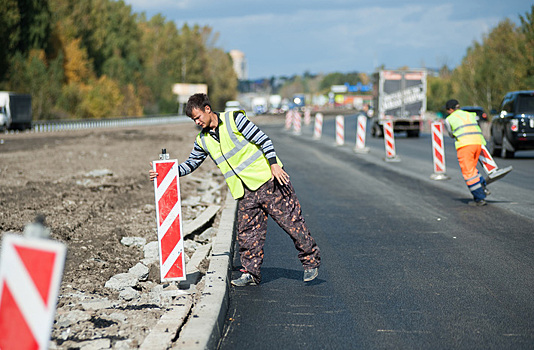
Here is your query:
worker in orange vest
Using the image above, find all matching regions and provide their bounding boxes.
[444,99,490,206]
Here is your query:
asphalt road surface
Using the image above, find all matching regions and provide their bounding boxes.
[218,114,534,350]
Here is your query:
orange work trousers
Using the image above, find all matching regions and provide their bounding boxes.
[456,144,486,200]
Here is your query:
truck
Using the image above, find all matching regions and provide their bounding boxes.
[371,69,427,138]
[0,92,32,131]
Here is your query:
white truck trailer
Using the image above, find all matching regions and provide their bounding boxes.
[371,69,427,138]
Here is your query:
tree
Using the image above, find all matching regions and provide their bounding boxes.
[519,5,534,88]
[6,49,63,119]
[452,19,521,111]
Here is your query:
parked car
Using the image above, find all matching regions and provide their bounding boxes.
[488,90,534,158]
[461,106,488,123]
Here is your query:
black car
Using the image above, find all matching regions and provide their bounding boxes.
[489,90,534,158]
[460,106,488,123]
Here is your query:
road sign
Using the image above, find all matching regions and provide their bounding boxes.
[0,234,66,350]
[153,156,186,282]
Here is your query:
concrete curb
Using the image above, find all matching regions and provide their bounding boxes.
[174,190,236,349]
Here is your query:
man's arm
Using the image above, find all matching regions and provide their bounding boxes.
[178,141,208,176]
[444,118,454,138]
[234,112,277,165]
[149,141,207,181]
[234,112,289,185]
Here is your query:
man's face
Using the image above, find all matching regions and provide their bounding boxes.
[190,106,212,128]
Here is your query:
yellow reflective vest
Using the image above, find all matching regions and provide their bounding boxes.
[446,109,486,149]
[196,110,282,199]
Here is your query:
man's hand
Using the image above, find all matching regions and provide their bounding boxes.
[149,162,158,181]
[271,164,289,186]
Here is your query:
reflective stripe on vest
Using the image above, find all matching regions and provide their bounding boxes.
[197,110,280,199]
[447,110,485,149]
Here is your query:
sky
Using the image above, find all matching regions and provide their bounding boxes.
[123,0,532,80]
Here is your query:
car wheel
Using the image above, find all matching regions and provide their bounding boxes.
[488,134,501,157]
[407,130,420,137]
[501,135,515,158]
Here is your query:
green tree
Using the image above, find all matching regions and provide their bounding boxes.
[452,19,521,111]
[519,5,534,88]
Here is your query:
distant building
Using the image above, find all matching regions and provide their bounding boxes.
[230,50,248,80]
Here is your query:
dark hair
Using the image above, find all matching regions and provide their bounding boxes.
[185,93,211,117]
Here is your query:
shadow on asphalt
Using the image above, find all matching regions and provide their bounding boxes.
[257,267,326,286]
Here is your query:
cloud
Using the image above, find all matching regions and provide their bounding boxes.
[123,0,528,78]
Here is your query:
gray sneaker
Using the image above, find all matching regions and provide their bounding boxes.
[303,267,319,282]
[484,187,491,196]
[231,273,258,287]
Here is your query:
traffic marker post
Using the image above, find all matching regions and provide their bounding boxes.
[0,221,66,350]
[285,110,293,130]
[304,108,311,126]
[383,120,400,161]
[354,115,370,153]
[479,145,513,184]
[293,111,302,135]
[335,115,344,146]
[430,121,450,180]
[313,113,323,140]
[153,149,186,282]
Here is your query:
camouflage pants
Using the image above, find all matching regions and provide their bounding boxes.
[237,178,321,282]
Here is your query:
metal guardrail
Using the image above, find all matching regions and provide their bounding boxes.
[17,115,189,133]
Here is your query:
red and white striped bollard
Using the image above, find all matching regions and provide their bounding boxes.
[430,121,450,180]
[0,224,66,350]
[479,145,513,184]
[293,111,302,135]
[336,115,344,146]
[313,113,323,140]
[383,120,400,161]
[304,108,311,126]
[354,115,369,153]
[153,149,186,282]
[285,110,293,130]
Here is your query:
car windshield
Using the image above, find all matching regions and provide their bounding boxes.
[517,95,534,114]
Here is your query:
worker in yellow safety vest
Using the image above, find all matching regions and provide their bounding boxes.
[149,93,321,286]
[444,99,489,206]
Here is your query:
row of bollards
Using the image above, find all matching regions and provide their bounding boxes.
[284,110,511,181]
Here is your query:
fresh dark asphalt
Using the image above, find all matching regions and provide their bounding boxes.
[218,115,534,350]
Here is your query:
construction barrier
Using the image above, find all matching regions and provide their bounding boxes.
[0,230,66,350]
[336,115,344,146]
[479,145,513,184]
[383,120,400,161]
[313,113,323,140]
[293,111,302,135]
[304,108,311,126]
[430,121,450,180]
[354,115,370,153]
[153,150,186,282]
[285,110,293,130]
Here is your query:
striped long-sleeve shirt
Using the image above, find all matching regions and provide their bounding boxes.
[178,112,278,176]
